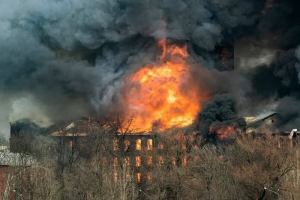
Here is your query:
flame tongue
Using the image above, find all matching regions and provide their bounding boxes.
[123,39,202,132]
[209,124,236,139]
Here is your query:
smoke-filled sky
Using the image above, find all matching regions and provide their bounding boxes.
[0,0,300,137]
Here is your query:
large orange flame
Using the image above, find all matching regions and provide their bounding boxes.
[123,39,204,132]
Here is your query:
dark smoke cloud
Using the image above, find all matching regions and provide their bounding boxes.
[2,0,299,136]
[275,47,300,130]
[250,50,300,100]
[11,119,43,136]
[257,0,300,50]
[0,0,265,137]
[275,96,300,131]
[13,0,262,50]
[233,0,300,132]
[196,95,246,136]
[189,65,251,106]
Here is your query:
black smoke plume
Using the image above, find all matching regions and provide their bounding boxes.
[196,95,246,138]
[236,0,300,131]
[0,0,265,137]
[3,0,300,136]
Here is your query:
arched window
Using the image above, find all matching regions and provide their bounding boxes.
[147,156,153,165]
[125,157,130,167]
[136,139,142,150]
[147,139,153,150]
[124,140,130,151]
[113,139,119,150]
[136,156,141,167]
[136,173,141,182]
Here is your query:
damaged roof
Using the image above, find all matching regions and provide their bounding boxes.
[51,118,108,137]
[244,112,279,127]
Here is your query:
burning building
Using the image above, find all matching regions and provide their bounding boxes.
[0,0,299,137]
[9,121,37,154]
[245,112,280,133]
[50,117,191,183]
[2,0,300,199]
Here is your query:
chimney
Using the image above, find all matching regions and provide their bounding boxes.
[215,45,234,71]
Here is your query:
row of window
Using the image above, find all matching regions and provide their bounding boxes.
[68,138,186,151]
[113,172,150,183]
[113,139,155,151]
[113,138,187,151]
[109,156,187,167]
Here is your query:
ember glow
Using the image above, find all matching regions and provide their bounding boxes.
[124,39,205,132]
[209,124,236,139]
